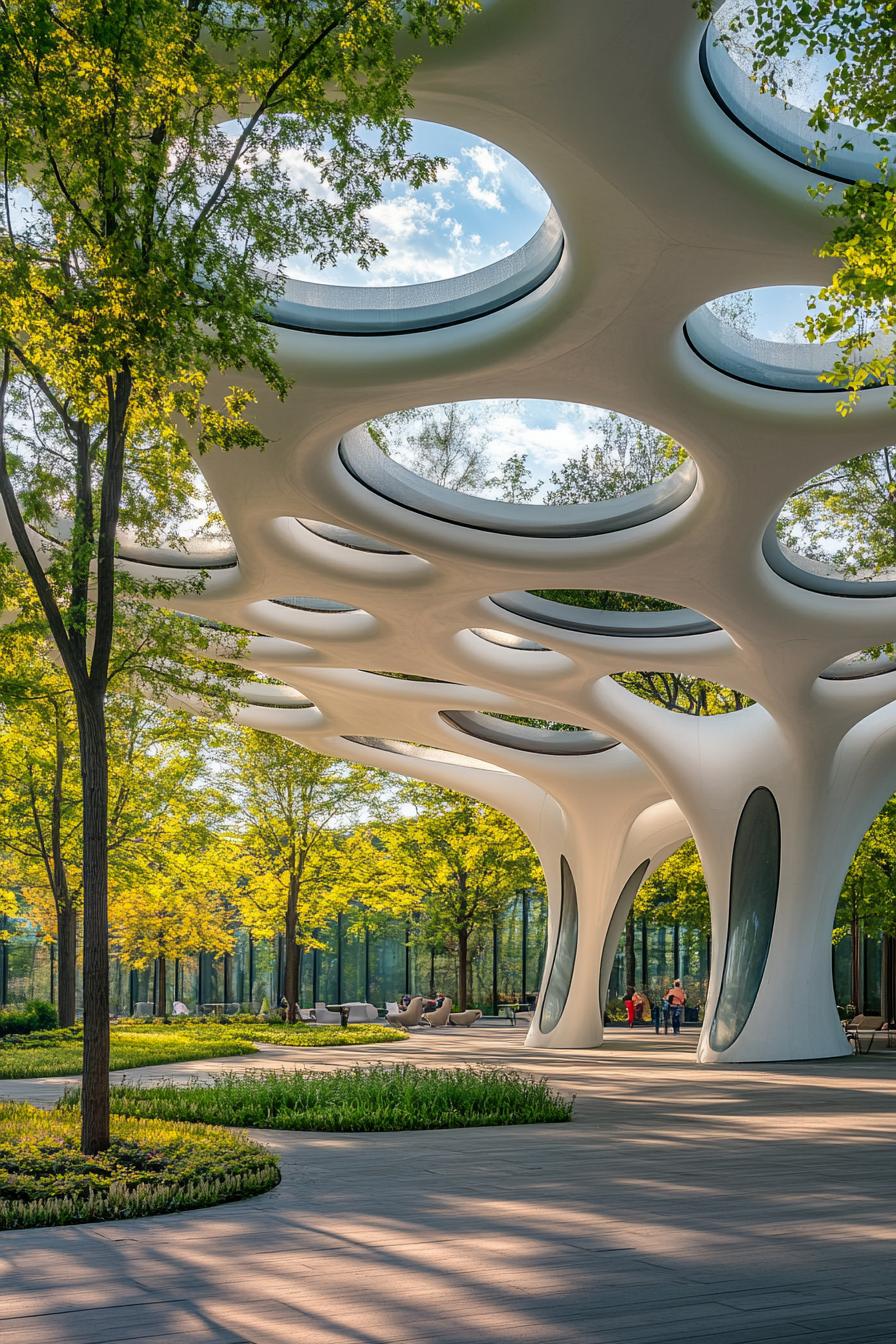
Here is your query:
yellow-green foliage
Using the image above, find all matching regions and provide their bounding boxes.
[0,1019,406,1078]
[0,1102,279,1229]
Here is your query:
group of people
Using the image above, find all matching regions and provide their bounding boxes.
[400,991,447,1011]
[624,980,687,1035]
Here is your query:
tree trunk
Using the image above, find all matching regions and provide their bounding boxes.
[76,696,110,1155]
[222,951,233,1005]
[283,872,299,1023]
[56,903,78,1028]
[851,910,862,1013]
[458,927,468,1011]
[51,710,77,1028]
[624,911,636,993]
[155,955,167,1018]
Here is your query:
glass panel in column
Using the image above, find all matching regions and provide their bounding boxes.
[709,787,780,1052]
[539,857,578,1033]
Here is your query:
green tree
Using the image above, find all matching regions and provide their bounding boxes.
[372,402,495,493]
[777,445,896,579]
[0,632,222,1024]
[227,728,384,1022]
[358,782,543,1009]
[0,0,475,1152]
[110,812,236,1016]
[834,798,896,1009]
[634,841,711,935]
[698,0,896,412]
[541,411,686,506]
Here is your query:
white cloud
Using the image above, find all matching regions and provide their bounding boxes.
[280,148,338,202]
[462,144,507,179]
[466,176,505,211]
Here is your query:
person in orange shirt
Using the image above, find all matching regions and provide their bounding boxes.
[664,979,687,1035]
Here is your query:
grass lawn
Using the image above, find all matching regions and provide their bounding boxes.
[0,1101,279,1229]
[66,1064,575,1131]
[0,1020,406,1079]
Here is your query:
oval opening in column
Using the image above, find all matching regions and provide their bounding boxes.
[709,788,781,1052]
[599,860,651,1012]
[539,856,578,1034]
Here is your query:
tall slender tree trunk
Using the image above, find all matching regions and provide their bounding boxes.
[155,955,167,1017]
[283,870,299,1023]
[77,695,110,1155]
[50,711,77,1027]
[625,911,637,993]
[56,903,78,1028]
[458,927,468,1011]
[851,909,862,1013]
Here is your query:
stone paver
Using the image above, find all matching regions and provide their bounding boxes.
[1,1027,895,1343]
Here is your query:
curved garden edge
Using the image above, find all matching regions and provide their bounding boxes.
[0,1101,280,1231]
[0,1019,408,1080]
[1,1061,573,1231]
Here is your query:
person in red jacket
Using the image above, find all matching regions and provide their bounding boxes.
[624,988,635,1028]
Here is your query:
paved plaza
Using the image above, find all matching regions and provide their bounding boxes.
[2,1029,895,1343]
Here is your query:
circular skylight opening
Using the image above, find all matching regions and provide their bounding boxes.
[238,676,314,710]
[270,595,357,613]
[702,4,884,182]
[820,648,896,681]
[613,672,751,714]
[342,402,695,539]
[264,120,551,287]
[685,287,887,393]
[217,118,561,335]
[439,710,617,756]
[768,447,896,595]
[342,736,506,773]
[370,400,688,503]
[489,591,719,639]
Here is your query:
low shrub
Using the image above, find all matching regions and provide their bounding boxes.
[0,1102,279,1229]
[0,1000,59,1038]
[71,1064,574,1132]
[236,1022,406,1048]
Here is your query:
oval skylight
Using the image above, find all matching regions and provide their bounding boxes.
[273,120,551,287]
[341,404,694,537]
[489,591,720,639]
[686,287,887,392]
[703,3,883,181]
[769,447,896,594]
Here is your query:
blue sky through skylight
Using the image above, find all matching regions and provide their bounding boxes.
[284,120,550,287]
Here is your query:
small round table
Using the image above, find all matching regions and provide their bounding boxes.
[326,1003,352,1028]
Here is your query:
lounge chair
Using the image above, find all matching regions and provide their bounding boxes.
[343,1001,379,1023]
[423,996,453,1028]
[172,1000,190,1016]
[386,996,425,1028]
[843,1013,889,1053]
[133,1001,154,1018]
[449,1008,482,1028]
[313,1001,342,1024]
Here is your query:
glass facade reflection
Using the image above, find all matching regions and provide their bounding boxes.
[0,896,889,1021]
[539,857,578,1033]
[710,787,780,1051]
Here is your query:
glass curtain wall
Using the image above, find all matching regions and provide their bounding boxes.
[0,903,883,1020]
